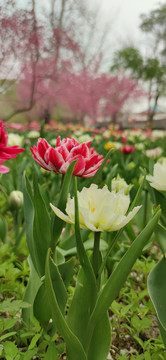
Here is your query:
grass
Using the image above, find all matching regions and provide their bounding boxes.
[0,235,165,360]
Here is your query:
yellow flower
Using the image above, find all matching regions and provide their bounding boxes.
[104,142,116,151]
[50,184,141,232]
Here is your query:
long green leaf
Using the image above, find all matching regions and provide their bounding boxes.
[44,342,57,360]
[23,173,51,277]
[67,267,97,348]
[85,208,161,352]
[148,256,166,330]
[87,312,111,360]
[158,319,166,348]
[33,174,51,276]
[22,256,42,326]
[45,249,87,360]
[22,173,38,273]
[155,223,166,253]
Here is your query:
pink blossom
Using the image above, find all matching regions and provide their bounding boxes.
[120,145,135,154]
[0,121,25,173]
[31,136,104,177]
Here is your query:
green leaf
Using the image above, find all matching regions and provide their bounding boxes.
[106,163,118,190]
[22,173,37,272]
[49,255,68,314]
[67,267,97,347]
[158,318,166,348]
[34,255,69,324]
[148,256,166,330]
[44,342,57,360]
[3,341,18,360]
[85,208,161,352]
[58,257,75,288]
[45,249,87,360]
[0,216,7,242]
[51,160,77,252]
[22,348,37,360]
[3,318,18,331]
[155,223,166,253]
[153,189,166,227]
[28,333,41,350]
[0,332,17,341]
[33,174,51,276]
[23,173,51,277]
[0,299,30,313]
[33,282,51,324]
[87,312,111,360]
[22,256,42,326]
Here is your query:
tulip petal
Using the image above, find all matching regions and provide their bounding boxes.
[0,164,10,173]
[50,203,74,225]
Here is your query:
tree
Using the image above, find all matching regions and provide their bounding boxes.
[1,0,115,122]
[53,70,141,124]
[111,3,166,127]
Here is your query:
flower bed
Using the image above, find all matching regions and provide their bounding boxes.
[0,121,166,360]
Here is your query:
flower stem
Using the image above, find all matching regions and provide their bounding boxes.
[92,231,100,278]
[98,229,123,277]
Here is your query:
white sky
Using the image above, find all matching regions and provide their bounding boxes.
[87,0,166,50]
[86,0,166,112]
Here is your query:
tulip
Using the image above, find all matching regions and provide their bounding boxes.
[31,136,104,177]
[120,145,135,154]
[111,175,132,195]
[146,158,166,191]
[50,183,141,232]
[7,133,24,147]
[8,190,23,210]
[0,121,25,173]
[145,147,162,159]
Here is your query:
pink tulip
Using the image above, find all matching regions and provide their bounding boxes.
[120,145,135,154]
[0,121,25,173]
[31,136,104,177]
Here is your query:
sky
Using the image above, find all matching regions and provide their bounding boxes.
[87,0,166,51]
[86,0,166,112]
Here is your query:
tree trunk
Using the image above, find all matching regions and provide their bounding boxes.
[147,92,160,129]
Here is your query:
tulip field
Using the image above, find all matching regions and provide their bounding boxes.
[1,120,166,360]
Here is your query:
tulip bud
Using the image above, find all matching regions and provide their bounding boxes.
[126,162,136,171]
[112,175,132,195]
[8,190,23,210]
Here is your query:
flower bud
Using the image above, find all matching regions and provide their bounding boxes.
[8,190,23,210]
[112,175,132,195]
[126,162,136,171]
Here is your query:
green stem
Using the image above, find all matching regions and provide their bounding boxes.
[98,229,123,277]
[92,232,100,278]
[143,189,148,228]
[60,173,65,190]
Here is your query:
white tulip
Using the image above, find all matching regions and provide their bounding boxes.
[111,175,132,195]
[50,184,141,232]
[147,159,166,191]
